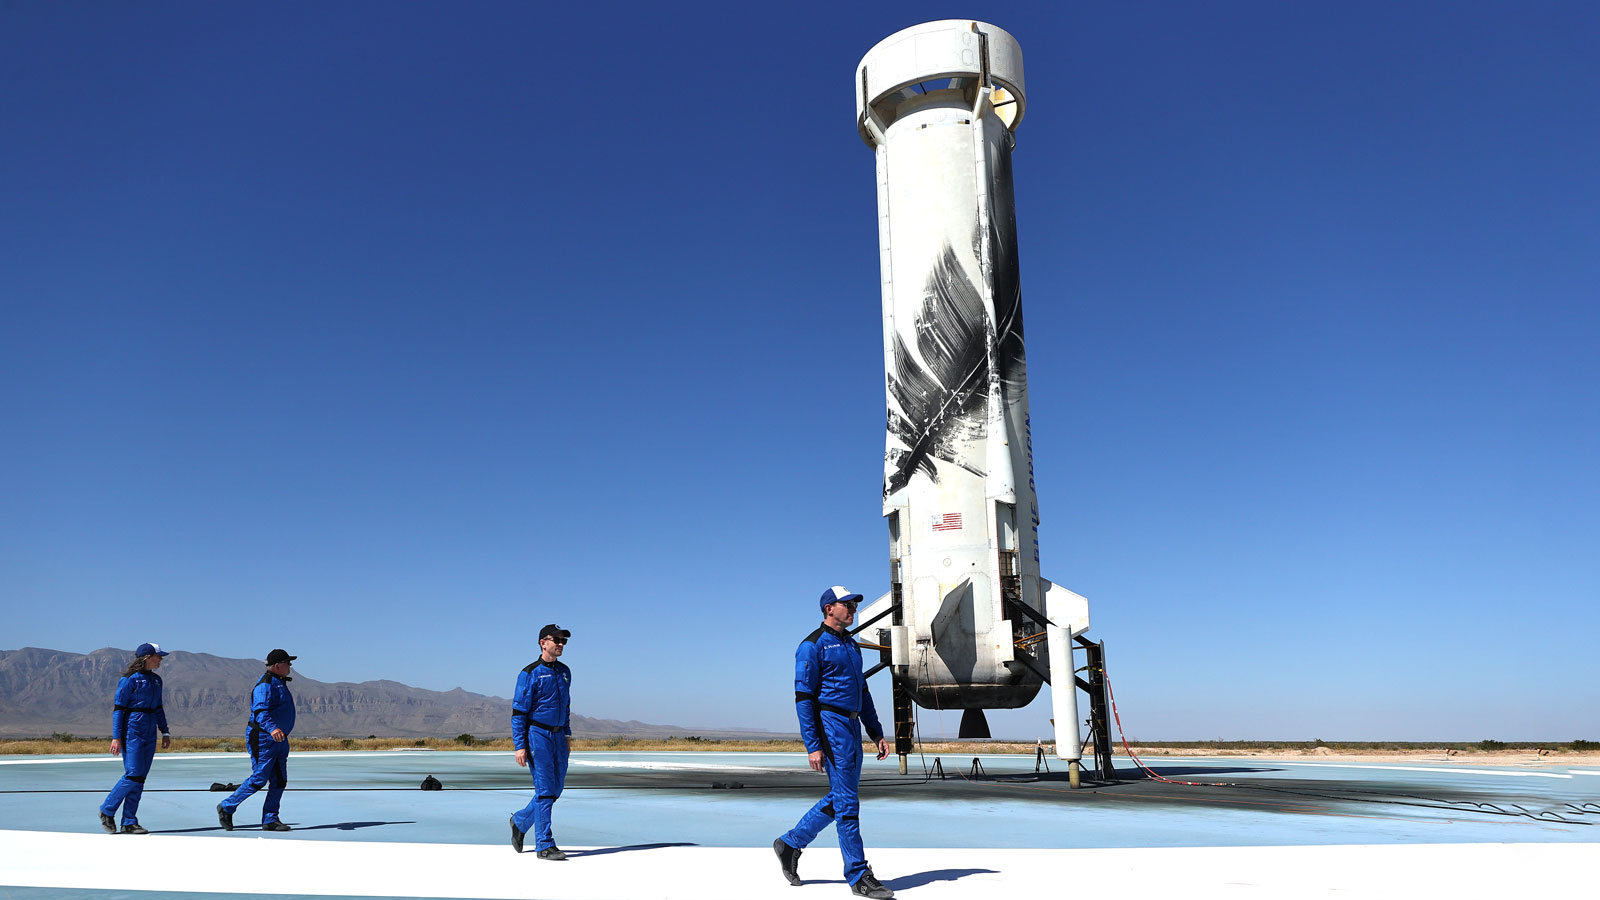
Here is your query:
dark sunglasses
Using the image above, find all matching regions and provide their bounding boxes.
[546,636,568,645]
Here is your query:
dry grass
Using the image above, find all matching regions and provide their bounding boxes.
[1121,744,1600,764]
[0,736,813,755]
[1,736,476,755]
[6,736,1596,762]
[0,736,1024,755]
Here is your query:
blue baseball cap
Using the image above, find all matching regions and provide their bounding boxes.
[135,642,170,658]
[820,586,863,612]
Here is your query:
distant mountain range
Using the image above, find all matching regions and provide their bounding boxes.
[0,647,789,740]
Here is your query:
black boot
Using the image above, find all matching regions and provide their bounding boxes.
[773,838,803,886]
[99,812,116,834]
[536,846,567,861]
[851,872,894,899]
[509,817,525,853]
[216,804,233,831]
[120,823,149,835]
[262,821,292,832]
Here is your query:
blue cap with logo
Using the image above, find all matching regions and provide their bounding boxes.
[820,586,863,612]
[135,642,170,658]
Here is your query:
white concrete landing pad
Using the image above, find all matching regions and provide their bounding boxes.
[2,829,1597,899]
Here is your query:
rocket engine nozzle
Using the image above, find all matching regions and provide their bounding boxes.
[958,708,991,739]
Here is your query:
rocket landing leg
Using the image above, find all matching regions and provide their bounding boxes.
[892,671,914,775]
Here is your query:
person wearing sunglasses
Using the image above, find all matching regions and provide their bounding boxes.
[774,586,894,899]
[509,623,573,859]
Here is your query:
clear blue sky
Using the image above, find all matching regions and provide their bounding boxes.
[3,2,1596,741]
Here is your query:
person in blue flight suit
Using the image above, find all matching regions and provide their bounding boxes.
[217,648,297,833]
[774,587,895,899]
[509,624,573,860]
[99,642,173,834]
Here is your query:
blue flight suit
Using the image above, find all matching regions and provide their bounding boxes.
[99,671,169,826]
[781,624,885,886]
[510,658,572,851]
[220,671,296,825]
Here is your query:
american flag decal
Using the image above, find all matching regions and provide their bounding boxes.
[932,512,963,531]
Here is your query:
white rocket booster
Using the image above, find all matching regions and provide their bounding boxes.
[854,21,1089,758]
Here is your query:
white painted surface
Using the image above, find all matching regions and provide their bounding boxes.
[1,830,1596,899]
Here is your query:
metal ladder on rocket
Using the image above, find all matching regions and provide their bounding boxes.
[852,21,1101,784]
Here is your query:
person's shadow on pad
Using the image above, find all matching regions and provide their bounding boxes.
[150,820,414,834]
[566,842,698,857]
[885,869,998,890]
[804,869,998,889]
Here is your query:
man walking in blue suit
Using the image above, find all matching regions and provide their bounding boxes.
[217,648,297,832]
[775,587,894,899]
[509,624,573,859]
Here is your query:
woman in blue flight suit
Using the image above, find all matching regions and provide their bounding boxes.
[99,642,172,834]
[509,624,573,860]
